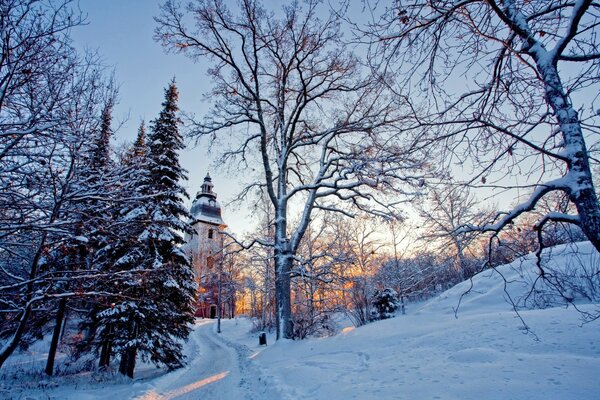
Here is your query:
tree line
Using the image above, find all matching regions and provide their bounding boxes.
[231,185,588,337]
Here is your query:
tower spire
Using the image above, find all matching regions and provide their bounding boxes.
[198,172,215,199]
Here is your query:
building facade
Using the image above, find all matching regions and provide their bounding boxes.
[184,173,227,318]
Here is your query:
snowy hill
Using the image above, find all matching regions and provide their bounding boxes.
[422,241,600,316]
[219,241,600,400]
[2,242,599,399]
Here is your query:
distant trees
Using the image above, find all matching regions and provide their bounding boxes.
[236,195,277,332]
[366,0,600,253]
[156,0,428,340]
[291,216,347,338]
[334,216,385,327]
[417,184,493,280]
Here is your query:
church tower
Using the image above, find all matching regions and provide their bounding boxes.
[185,173,227,318]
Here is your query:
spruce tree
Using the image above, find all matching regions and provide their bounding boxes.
[73,100,120,370]
[90,101,114,171]
[91,101,117,369]
[139,79,196,371]
[98,82,196,377]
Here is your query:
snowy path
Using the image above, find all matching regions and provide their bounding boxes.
[1,319,281,400]
[131,319,279,400]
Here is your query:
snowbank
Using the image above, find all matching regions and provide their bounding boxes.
[219,241,600,400]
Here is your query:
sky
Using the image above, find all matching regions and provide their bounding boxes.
[67,0,503,246]
[71,0,250,234]
[67,0,591,244]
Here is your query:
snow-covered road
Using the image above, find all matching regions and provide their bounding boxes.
[131,319,279,400]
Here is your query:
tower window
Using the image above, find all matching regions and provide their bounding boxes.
[208,229,214,239]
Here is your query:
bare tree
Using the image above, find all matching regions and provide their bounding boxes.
[0,0,120,370]
[156,0,427,339]
[366,0,600,253]
[316,215,385,327]
[292,213,348,338]
[417,184,492,279]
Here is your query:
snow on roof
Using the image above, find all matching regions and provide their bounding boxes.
[190,195,225,226]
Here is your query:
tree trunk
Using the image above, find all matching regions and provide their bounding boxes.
[217,268,222,334]
[572,187,600,251]
[126,347,137,378]
[119,346,137,378]
[275,250,293,340]
[0,234,48,370]
[119,351,129,376]
[45,298,67,375]
[99,325,112,368]
[0,307,32,370]
[60,310,69,340]
[119,318,137,378]
[533,54,600,252]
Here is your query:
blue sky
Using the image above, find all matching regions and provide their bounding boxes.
[72,0,249,233]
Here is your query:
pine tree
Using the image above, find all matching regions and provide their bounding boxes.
[111,121,152,378]
[138,79,196,371]
[44,99,117,375]
[126,121,147,161]
[61,100,112,369]
[97,82,196,378]
[89,101,114,171]
[76,119,152,376]
[91,101,117,369]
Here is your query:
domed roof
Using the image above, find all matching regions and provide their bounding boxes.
[190,173,225,226]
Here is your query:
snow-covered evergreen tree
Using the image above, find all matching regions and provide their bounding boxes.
[370,288,400,321]
[136,79,196,372]
[93,82,196,378]
[73,120,148,375]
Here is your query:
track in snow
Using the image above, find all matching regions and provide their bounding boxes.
[132,319,279,400]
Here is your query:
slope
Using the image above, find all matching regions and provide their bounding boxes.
[220,241,600,400]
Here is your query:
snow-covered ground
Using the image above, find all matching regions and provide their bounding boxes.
[2,242,599,399]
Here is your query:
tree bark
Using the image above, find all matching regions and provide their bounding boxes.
[118,350,129,376]
[533,58,600,252]
[45,298,67,375]
[274,248,293,340]
[217,267,222,334]
[126,347,137,378]
[98,325,112,368]
[119,317,137,378]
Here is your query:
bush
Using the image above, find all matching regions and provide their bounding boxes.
[370,288,400,321]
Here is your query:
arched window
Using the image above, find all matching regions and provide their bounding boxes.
[208,229,214,239]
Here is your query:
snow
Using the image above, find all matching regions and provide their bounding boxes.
[2,242,599,399]
[219,310,598,399]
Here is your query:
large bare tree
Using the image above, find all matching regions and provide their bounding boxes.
[155,0,427,339]
[365,0,600,252]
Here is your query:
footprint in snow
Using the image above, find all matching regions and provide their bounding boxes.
[449,348,499,363]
